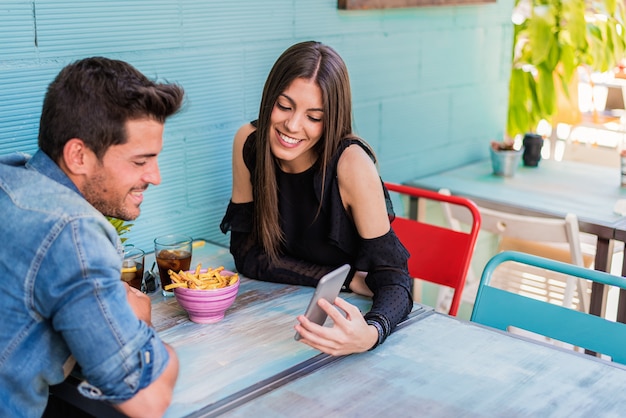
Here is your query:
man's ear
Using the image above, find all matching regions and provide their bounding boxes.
[62,138,94,175]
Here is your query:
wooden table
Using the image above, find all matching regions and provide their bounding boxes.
[53,241,626,417]
[53,240,423,417]
[221,312,626,417]
[405,158,626,321]
[150,240,398,417]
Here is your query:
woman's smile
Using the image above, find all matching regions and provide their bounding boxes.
[269,77,324,173]
[277,129,304,147]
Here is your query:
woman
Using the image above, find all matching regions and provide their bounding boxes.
[220,41,413,355]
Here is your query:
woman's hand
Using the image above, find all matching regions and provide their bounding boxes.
[124,282,153,327]
[294,297,378,356]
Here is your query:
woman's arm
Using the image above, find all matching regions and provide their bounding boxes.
[336,144,391,239]
[296,145,395,354]
[231,123,255,204]
[329,144,412,349]
[222,201,334,286]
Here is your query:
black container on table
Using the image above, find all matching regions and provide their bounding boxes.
[522,133,543,167]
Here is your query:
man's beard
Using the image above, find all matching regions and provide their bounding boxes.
[81,172,139,221]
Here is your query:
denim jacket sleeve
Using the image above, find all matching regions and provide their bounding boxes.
[35,215,170,403]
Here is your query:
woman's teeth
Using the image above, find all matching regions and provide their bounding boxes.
[280,132,301,144]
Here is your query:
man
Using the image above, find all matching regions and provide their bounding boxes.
[0,57,185,417]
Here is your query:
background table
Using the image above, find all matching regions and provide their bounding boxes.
[406,159,626,321]
[222,312,626,417]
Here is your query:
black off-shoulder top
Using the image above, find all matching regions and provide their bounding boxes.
[220,125,413,348]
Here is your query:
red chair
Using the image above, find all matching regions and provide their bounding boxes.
[384,182,481,316]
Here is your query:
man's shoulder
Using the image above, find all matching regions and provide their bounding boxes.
[0,151,32,167]
[1,155,94,219]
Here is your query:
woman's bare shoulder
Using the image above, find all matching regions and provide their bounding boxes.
[233,122,256,147]
[337,143,378,179]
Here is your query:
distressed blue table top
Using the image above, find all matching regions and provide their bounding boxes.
[407,159,626,234]
[223,312,626,417]
[146,241,381,418]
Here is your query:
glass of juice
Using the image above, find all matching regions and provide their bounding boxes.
[154,234,193,297]
[121,245,145,291]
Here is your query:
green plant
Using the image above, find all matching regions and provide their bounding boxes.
[106,217,133,244]
[491,139,517,150]
[506,0,626,139]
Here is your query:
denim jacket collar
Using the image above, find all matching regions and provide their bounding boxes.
[26,149,82,196]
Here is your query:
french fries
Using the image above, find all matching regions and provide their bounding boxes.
[164,264,239,291]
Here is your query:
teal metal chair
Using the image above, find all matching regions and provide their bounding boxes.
[471,251,626,364]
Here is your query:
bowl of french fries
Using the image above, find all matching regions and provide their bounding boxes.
[165,264,240,324]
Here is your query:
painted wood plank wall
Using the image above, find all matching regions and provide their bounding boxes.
[0,0,514,250]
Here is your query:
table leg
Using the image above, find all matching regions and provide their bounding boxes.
[585,237,613,357]
[619,254,626,323]
[589,237,611,318]
[409,196,418,220]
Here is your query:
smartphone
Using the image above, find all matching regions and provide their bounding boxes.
[294,264,351,341]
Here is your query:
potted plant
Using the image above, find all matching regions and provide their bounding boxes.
[106,217,133,244]
[490,139,524,176]
[505,0,626,141]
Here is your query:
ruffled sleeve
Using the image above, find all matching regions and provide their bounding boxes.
[357,228,413,348]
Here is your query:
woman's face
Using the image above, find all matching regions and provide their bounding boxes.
[268,77,324,173]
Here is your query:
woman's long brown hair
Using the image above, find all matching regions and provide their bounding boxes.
[254,41,361,263]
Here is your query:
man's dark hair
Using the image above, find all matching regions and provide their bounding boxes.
[39,56,185,161]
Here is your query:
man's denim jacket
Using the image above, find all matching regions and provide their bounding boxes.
[0,150,170,417]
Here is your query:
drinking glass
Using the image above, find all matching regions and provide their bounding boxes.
[154,235,193,297]
[121,245,145,291]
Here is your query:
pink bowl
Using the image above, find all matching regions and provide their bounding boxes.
[173,269,239,323]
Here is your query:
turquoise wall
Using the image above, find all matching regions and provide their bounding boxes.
[0,0,514,251]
